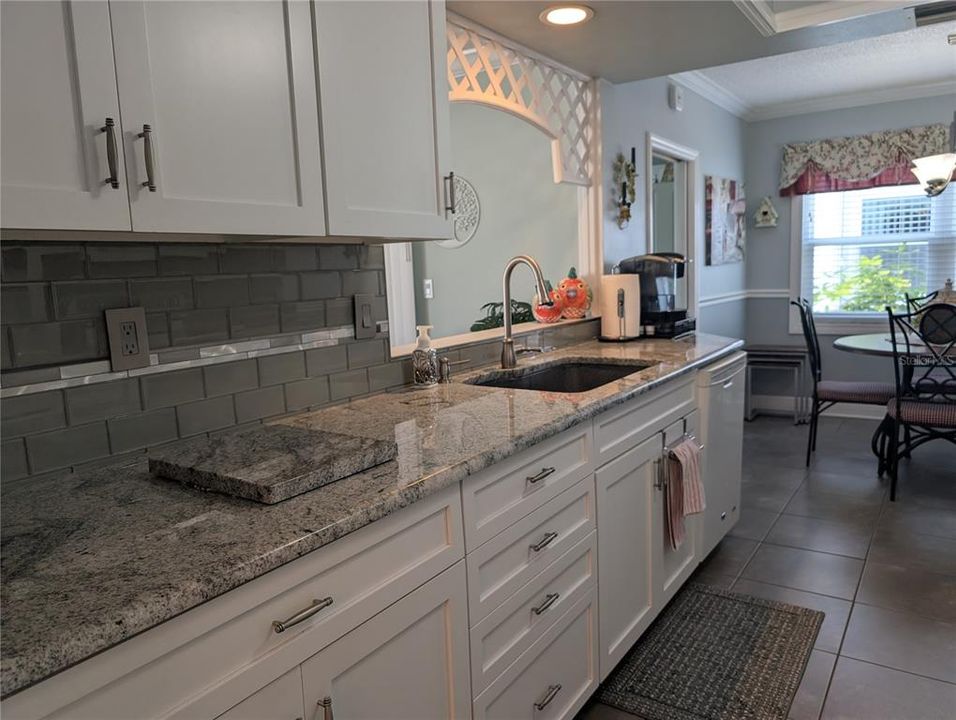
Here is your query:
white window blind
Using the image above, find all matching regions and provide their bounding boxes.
[800,185,956,317]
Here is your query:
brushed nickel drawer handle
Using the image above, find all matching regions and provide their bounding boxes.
[100,118,119,189]
[532,592,559,615]
[530,531,558,553]
[534,684,562,711]
[527,467,556,484]
[138,124,157,192]
[318,696,333,720]
[272,596,333,633]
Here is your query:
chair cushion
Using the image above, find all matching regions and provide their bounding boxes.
[817,381,896,405]
[887,399,956,428]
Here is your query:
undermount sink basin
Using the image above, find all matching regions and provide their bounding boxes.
[469,360,657,393]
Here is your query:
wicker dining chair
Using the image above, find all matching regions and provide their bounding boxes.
[885,303,956,500]
[791,299,896,467]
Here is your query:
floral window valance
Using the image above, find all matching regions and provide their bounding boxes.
[779,124,949,196]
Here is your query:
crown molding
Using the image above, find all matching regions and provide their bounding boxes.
[734,0,935,36]
[669,71,750,119]
[744,79,956,121]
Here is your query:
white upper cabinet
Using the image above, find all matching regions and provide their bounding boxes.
[109,0,325,235]
[313,0,454,240]
[0,1,132,230]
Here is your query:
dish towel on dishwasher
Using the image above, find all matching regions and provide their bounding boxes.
[666,438,705,550]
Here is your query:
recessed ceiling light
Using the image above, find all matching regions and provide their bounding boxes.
[540,5,594,26]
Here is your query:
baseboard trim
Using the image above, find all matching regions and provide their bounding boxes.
[750,393,886,420]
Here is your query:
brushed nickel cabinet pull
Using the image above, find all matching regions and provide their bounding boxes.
[318,696,333,720]
[526,467,556,484]
[532,592,559,615]
[138,124,156,191]
[444,171,456,214]
[530,531,558,553]
[271,596,333,633]
[654,458,668,491]
[100,118,119,188]
[534,684,561,711]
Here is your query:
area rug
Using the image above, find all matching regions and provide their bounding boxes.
[597,582,824,720]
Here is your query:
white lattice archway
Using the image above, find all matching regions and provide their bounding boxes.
[446,13,595,187]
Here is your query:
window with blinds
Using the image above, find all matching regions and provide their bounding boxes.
[799,185,956,317]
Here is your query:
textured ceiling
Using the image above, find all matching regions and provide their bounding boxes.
[447,0,917,82]
[696,20,956,115]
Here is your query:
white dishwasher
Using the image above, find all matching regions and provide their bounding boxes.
[697,351,747,558]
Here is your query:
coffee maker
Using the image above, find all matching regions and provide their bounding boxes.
[617,253,696,338]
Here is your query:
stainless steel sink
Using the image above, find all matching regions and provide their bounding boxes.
[468,360,657,393]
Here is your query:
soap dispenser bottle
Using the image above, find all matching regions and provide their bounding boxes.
[412,325,439,387]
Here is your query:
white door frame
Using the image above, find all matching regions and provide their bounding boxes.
[645,133,700,321]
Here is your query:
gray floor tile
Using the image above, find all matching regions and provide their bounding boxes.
[808,453,882,480]
[741,545,863,600]
[857,562,956,623]
[841,604,956,684]
[729,507,780,541]
[700,536,760,578]
[789,650,837,720]
[821,657,956,720]
[690,565,736,590]
[783,487,881,527]
[878,502,956,541]
[743,477,802,513]
[765,514,871,559]
[868,527,956,577]
[732,579,851,654]
[801,468,886,501]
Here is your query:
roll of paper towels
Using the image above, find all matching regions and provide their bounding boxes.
[599,275,641,340]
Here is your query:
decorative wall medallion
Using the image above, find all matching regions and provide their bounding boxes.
[437,174,480,249]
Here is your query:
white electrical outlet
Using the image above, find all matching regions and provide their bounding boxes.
[106,307,150,371]
[423,278,434,299]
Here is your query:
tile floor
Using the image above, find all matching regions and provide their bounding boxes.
[579,415,956,720]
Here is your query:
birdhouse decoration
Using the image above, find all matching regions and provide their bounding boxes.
[613,149,637,230]
[753,196,779,228]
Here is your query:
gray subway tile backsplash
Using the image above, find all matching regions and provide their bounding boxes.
[141,368,205,410]
[258,352,306,387]
[65,379,141,425]
[26,422,111,473]
[53,280,128,319]
[284,376,330,411]
[1,438,28,480]
[1,238,601,483]
[176,396,236,437]
[204,358,258,397]
[107,408,178,454]
[234,386,286,423]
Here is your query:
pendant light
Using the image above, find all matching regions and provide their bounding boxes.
[911,112,956,197]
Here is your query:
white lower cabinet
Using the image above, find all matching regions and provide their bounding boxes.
[595,433,658,680]
[300,561,471,720]
[473,590,599,720]
[215,669,303,720]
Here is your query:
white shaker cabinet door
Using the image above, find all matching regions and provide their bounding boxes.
[216,668,304,720]
[595,434,658,681]
[313,0,454,240]
[0,0,131,230]
[301,561,471,720]
[110,0,325,235]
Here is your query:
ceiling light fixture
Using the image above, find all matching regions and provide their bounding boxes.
[912,112,956,197]
[540,5,594,26]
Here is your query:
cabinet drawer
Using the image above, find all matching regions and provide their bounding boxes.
[11,486,463,720]
[594,377,695,464]
[473,589,598,720]
[215,667,303,720]
[462,424,593,552]
[467,478,595,625]
[470,531,596,695]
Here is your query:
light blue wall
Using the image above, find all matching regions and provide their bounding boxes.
[743,94,956,390]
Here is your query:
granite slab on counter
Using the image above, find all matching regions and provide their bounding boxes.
[149,425,398,504]
[0,333,742,697]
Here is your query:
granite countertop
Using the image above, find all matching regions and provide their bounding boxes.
[0,333,742,697]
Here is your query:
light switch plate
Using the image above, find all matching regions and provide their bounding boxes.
[105,306,150,371]
[353,293,376,340]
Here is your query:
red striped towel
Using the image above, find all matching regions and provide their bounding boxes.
[665,438,706,550]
